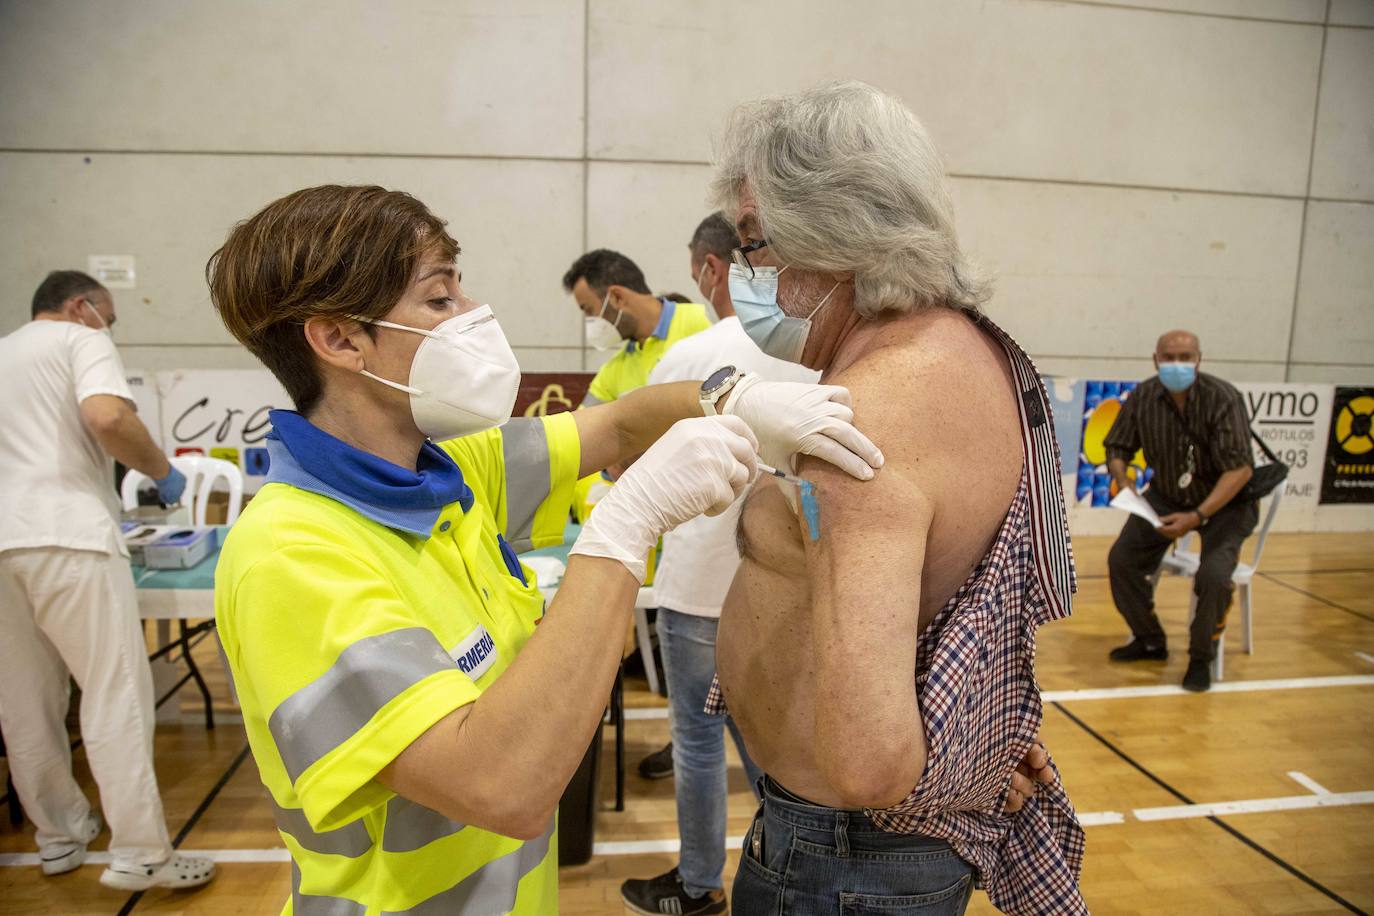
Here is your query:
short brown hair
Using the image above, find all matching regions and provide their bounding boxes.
[207,185,459,414]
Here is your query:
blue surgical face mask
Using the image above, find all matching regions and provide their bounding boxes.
[1158,361,1197,392]
[727,263,838,363]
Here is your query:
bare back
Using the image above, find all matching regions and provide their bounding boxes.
[716,308,1023,805]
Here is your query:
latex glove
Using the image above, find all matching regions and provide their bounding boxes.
[571,416,758,582]
[154,465,188,505]
[722,374,884,481]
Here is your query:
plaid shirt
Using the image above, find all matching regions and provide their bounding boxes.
[706,314,1086,915]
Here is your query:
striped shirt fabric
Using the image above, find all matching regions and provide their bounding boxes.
[1102,373,1253,508]
[707,313,1085,914]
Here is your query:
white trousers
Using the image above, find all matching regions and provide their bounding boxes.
[0,546,172,868]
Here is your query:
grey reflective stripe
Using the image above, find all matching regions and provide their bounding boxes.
[269,628,456,783]
[579,392,604,407]
[500,418,553,553]
[382,795,466,853]
[384,820,554,915]
[272,802,372,858]
[292,861,367,916]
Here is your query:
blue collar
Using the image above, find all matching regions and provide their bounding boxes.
[264,410,473,538]
[626,298,675,353]
[651,298,676,340]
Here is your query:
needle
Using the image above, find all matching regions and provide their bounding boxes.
[757,462,807,486]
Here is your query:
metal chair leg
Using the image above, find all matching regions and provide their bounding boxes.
[1242,583,1254,654]
[5,773,21,827]
[612,665,625,812]
[633,607,660,696]
[180,620,215,730]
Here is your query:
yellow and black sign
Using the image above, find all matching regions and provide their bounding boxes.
[1320,386,1374,504]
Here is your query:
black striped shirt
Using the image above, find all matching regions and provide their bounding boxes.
[1103,372,1253,508]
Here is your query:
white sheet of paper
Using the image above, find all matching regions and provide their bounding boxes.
[1110,489,1164,528]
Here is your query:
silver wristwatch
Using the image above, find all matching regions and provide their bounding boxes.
[699,365,744,416]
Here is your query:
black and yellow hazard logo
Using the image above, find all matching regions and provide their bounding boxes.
[1334,395,1374,456]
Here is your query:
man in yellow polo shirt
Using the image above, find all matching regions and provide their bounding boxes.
[206,185,883,915]
[562,249,713,408]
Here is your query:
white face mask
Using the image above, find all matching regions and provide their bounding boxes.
[585,291,629,351]
[84,299,112,337]
[354,305,521,442]
[695,262,720,324]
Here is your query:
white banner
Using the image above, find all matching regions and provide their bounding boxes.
[155,369,290,489]
[1237,383,1334,526]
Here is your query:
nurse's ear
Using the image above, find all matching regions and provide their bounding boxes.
[303,315,369,373]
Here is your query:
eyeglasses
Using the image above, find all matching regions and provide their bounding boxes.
[730,239,771,279]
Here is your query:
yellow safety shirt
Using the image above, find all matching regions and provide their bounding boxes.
[215,412,580,915]
[580,299,712,407]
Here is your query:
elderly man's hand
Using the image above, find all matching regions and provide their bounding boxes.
[721,375,884,481]
[1156,511,1199,540]
[1003,740,1054,814]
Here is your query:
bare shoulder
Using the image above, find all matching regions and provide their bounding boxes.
[823,309,1017,465]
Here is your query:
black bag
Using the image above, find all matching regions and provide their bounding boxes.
[1238,431,1289,501]
[1168,409,1288,503]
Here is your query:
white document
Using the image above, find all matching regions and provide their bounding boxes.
[1110,489,1164,528]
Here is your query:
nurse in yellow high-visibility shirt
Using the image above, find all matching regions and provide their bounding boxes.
[205,185,882,915]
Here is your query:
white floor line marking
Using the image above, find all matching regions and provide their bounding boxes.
[1133,791,1374,822]
[0,849,290,867]
[1076,811,1127,826]
[1287,771,1332,795]
[2,787,1368,867]
[1356,652,1374,666]
[615,675,1374,721]
[1042,674,1374,703]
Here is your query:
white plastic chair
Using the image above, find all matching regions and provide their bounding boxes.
[121,455,245,526]
[1152,488,1283,681]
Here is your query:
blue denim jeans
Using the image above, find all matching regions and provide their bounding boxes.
[733,778,976,915]
[657,607,765,897]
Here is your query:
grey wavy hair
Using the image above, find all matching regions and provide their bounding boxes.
[709,81,989,316]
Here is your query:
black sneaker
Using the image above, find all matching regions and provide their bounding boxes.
[637,742,674,780]
[1182,659,1211,693]
[1108,639,1168,662]
[621,867,727,915]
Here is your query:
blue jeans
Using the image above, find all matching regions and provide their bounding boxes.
[657,608,765,897]
[733,778,975,915]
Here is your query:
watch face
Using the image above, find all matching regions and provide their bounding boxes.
[703,365,737,392]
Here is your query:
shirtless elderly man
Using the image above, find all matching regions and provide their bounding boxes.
[708,83,1087,915]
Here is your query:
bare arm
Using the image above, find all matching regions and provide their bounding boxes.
[1158,464,1254,538]
[571,380,702,478]
[1108,457,1135,493]
[795,356,935,808]
[1199,465,1253,517]
[378,554,637,839]
[801,444,930,809]
[80,395,171,479]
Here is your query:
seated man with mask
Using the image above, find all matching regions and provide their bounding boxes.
[707,83,1087,915]
[1103,329,1256,693]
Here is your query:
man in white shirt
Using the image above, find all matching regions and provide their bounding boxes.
[0,271,214,891]
[620,215,821,916]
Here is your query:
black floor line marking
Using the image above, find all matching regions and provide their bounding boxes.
[1258,573,1374,624]
[116,742,251,916]
[1050,702,1368,915]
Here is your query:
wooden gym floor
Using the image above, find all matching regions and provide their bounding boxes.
[1,531,1372,915]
